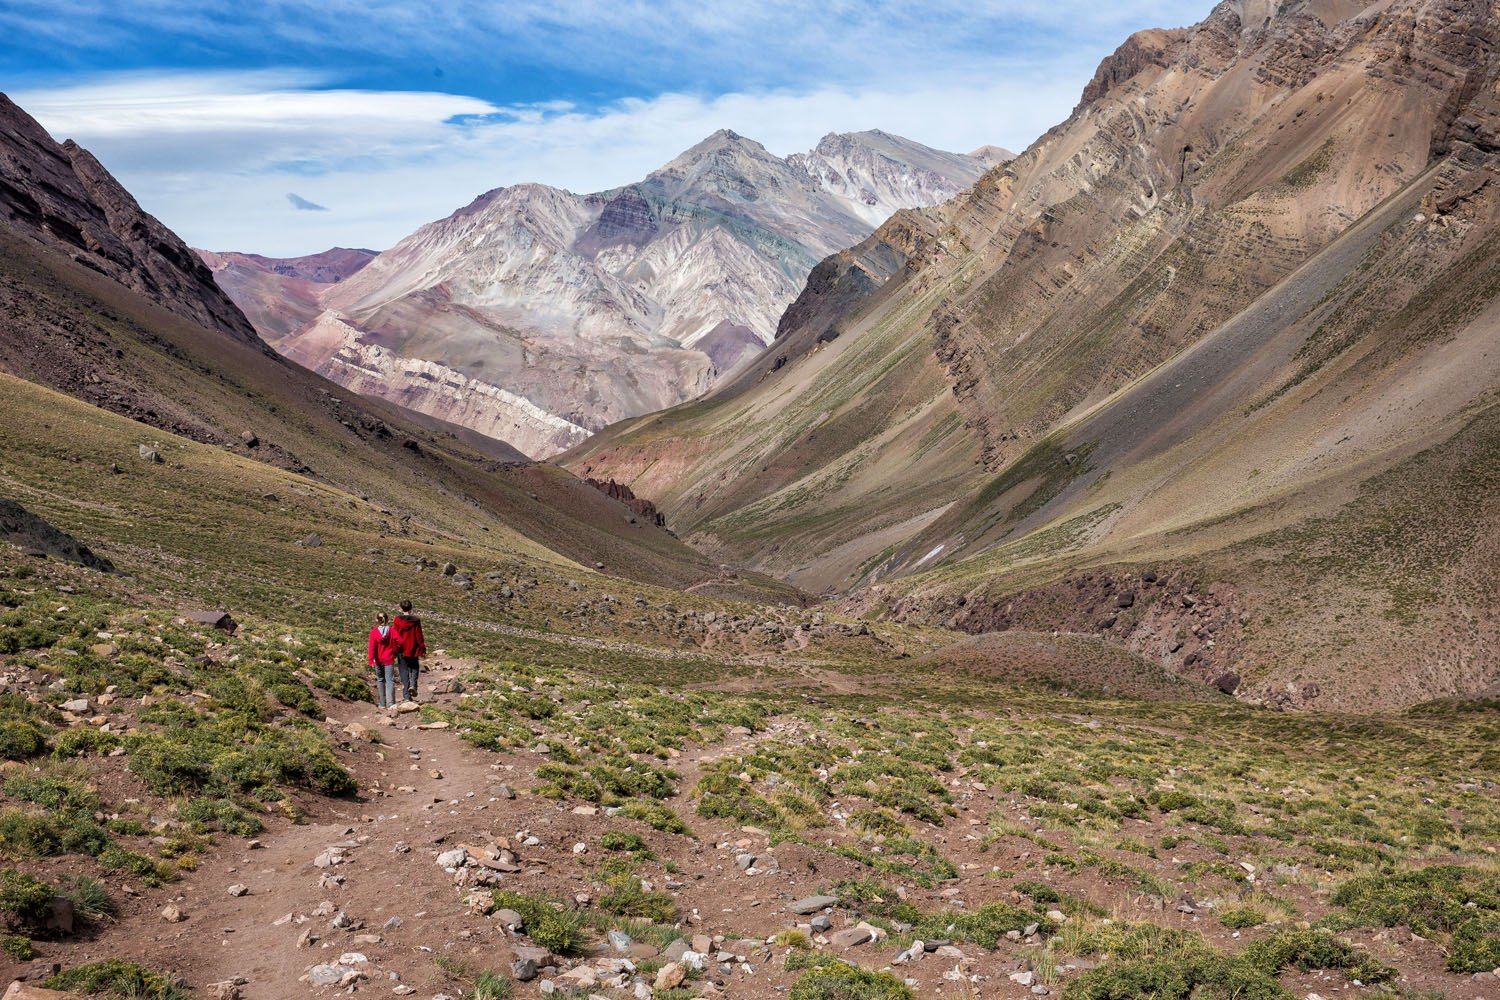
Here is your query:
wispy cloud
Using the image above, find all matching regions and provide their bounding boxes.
[17,70,1083,254]
[4,1,1212,255]
[286,192,327,211]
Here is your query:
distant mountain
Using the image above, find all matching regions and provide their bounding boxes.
[197,247,376,341]
[211,130,991,457]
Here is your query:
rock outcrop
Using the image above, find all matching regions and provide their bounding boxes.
[0,93,259,345]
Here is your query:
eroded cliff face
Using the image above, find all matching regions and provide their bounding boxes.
[277,312,592,459]
[0,94,259,345]
[216,131,986,457]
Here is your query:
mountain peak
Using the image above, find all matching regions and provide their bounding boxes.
[675,128,772,159]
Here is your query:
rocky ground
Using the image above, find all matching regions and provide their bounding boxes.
[1,595,1496,1000]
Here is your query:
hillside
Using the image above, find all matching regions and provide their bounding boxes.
[0,94,797,605]
[567,0,1500,710]
[215,131,988,458]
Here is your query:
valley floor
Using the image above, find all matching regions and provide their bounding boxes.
[0,365,1493,1000]
[0,557,1496,1000]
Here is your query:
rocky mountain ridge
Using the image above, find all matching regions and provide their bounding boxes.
[568,0,1500,710]
[215,130,992,457]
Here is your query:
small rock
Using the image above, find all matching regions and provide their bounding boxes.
[160,904,185,922]
[653,963,686,991]
[226,884,249,897]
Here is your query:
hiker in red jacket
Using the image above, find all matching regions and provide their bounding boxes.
[390,600,426,703]
[366,612,398,708]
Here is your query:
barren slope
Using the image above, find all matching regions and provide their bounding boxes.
[569,0,1500,708]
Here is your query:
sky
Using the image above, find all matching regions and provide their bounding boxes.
[1,1,1209,256]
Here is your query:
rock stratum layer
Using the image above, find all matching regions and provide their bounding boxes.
[209,131,990,457]
[569,0,1500,710]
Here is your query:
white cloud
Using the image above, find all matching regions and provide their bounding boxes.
[16,69,1086,256]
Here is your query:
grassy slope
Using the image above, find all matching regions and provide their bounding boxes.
[0,226,798,605]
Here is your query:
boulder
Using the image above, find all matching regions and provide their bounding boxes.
[790,894,839,915]
[830,925,876,949]
[4,983,74,999]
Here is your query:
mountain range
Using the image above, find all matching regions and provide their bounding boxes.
[568,0,1500,711]
[0,91,797,605]
[203,130,997,457]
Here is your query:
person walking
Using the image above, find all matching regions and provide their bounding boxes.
[366,612,398,708]
[390,599,426,704]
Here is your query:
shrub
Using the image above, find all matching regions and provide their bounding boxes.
[179,797,264,836]
[1,933,33,959]
[1014,879,1062,904]
[1330,864,1499,973]
[491,891,586,955]
[0,869,55,931]
[617,800,690,835]
[0,809,110,858]
[1218,907,1266,929]
[789,962,914,1000]
[44,960,189,999]
[912,901,1052,947]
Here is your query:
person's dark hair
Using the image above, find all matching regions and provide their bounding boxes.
[375,612,388,624]
[400,600,412,613]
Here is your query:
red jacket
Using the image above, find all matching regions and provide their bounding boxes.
[390,614,426,659]
[367,625,398,667]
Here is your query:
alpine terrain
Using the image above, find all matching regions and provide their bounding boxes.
[0,1,1496,999]
[570,0,1500,713]
[205,131,992,458]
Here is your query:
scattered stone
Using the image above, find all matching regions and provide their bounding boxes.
[226,883,249,897]
[207,978,247,1000]
[295,533,322,548]
[138,445,161,463]
[790,895,839,915]
[810,914,831,933]
[653,963,686,991]
[60,698,90,714]
[185,609,237,632]
[830,925,877,949]
[160,904,185,922]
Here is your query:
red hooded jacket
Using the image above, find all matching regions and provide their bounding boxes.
[367,624,397,667]
[390,614,426,659]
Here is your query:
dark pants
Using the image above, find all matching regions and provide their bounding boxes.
[397,656,420,702]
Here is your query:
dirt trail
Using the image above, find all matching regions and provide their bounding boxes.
[73,656,526,998]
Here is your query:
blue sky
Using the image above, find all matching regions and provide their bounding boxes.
[2,0,1209,255]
